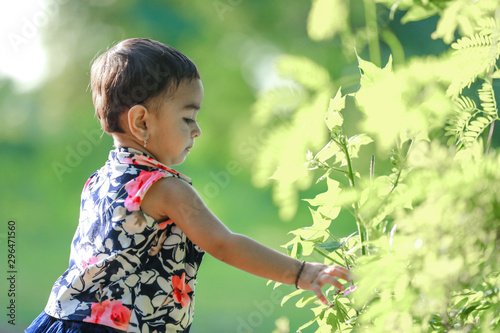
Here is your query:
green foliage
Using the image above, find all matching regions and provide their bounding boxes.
[378,0,498,43]
[355,54,451,151]
[251,0,500,331]
[281,65,500,331]
[445,80,499,148]
[307,0,349,41]
[250,55,332,220]
[445,20,500,96]
[353,140,500,332]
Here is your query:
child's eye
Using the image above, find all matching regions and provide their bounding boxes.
[183,118,195,124]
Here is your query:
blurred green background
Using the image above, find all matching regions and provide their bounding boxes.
[0,0,467,332]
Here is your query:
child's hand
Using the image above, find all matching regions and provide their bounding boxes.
[296,262,352,305]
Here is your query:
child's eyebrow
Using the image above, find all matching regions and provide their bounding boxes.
[182,103,201,111]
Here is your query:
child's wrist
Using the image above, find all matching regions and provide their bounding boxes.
[295,260,306,289]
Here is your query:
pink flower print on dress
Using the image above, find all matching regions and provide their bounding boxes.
[83,177,92,192]
[172,273,192,307]
[124,170,166,211]
[84,300,107,323]
[83,299,131,331]
[81,256,99,270]
[121,157,135,165]
[109,301,131,330]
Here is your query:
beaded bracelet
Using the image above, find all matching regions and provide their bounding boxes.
[295,261,306,289]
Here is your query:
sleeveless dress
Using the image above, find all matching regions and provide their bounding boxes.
[27,147,204,333]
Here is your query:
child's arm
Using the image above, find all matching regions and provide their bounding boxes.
[142,177,352,305]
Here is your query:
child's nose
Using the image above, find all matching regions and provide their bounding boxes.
[193,124,201,138]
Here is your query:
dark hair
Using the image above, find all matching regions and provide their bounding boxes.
[90,38,200,133]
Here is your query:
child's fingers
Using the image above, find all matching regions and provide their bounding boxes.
[323,265,352,282]
[311,285,329,305]
[319,274,344,291]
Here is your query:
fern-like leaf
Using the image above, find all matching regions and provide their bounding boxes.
[478,80,498,116]
[446,31,500,95]
[476,17,499,36]
[451,33,492,49]
[432,0,498,44]
[445,96,477,146]
[448,81,499,148]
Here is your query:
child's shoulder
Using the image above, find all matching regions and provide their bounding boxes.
[140,175,197,222]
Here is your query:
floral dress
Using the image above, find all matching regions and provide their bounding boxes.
[44,147,204,333]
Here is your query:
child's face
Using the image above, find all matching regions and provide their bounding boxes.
[147,78,203,166]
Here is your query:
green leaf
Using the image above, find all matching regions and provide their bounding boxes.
[315,140,341,164]
[348,133,373,159]
[479,81,498,116]
[460,301,481,319]
[310,208,333,231]
[318,205,342,220]
[454,296,469,311]
[307,0,349,41]
[296,295,318,308]
[448,81,499,148]
[357,53,393,88]
[332,187,360,208]
[304,177,341,207]
[315,241,342,252]
[281,289,306,306]
[401,4,439,24]
[298,307,325,331]
[325,88,345,132]
[291,241,303,259]
[446,34,500,95]
[288,227,324,242]
[334,300,349,322]
[432,0,495,44]
[326,312,340,331]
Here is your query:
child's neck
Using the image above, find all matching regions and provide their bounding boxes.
[112,133,153,157]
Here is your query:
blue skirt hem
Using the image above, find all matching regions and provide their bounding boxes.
[25,311,125,333]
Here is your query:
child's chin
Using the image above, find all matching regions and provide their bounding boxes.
[172,157,187,166]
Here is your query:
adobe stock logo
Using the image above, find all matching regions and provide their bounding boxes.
[236,288,285,333]
[7,0,70,54]
[213,0,245,21]
[7,0,116,54]
[52,128,103,182]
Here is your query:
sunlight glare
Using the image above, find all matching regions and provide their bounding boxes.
[0,0,51,91]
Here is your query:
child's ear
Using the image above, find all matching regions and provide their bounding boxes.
[128,105,150,141]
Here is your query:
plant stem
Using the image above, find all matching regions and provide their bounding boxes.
[335,136,368,256]
[313,160,348,174]
[325,229,338,241]
[365,138,414,226]
[363,0,381,67]
[388,138,413,196]
[388,170,402,196]
[330,166,349,174]
[486,120,495,154]
[370,155,375,187]
[380,28,405,64]
[314,247,341,265]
